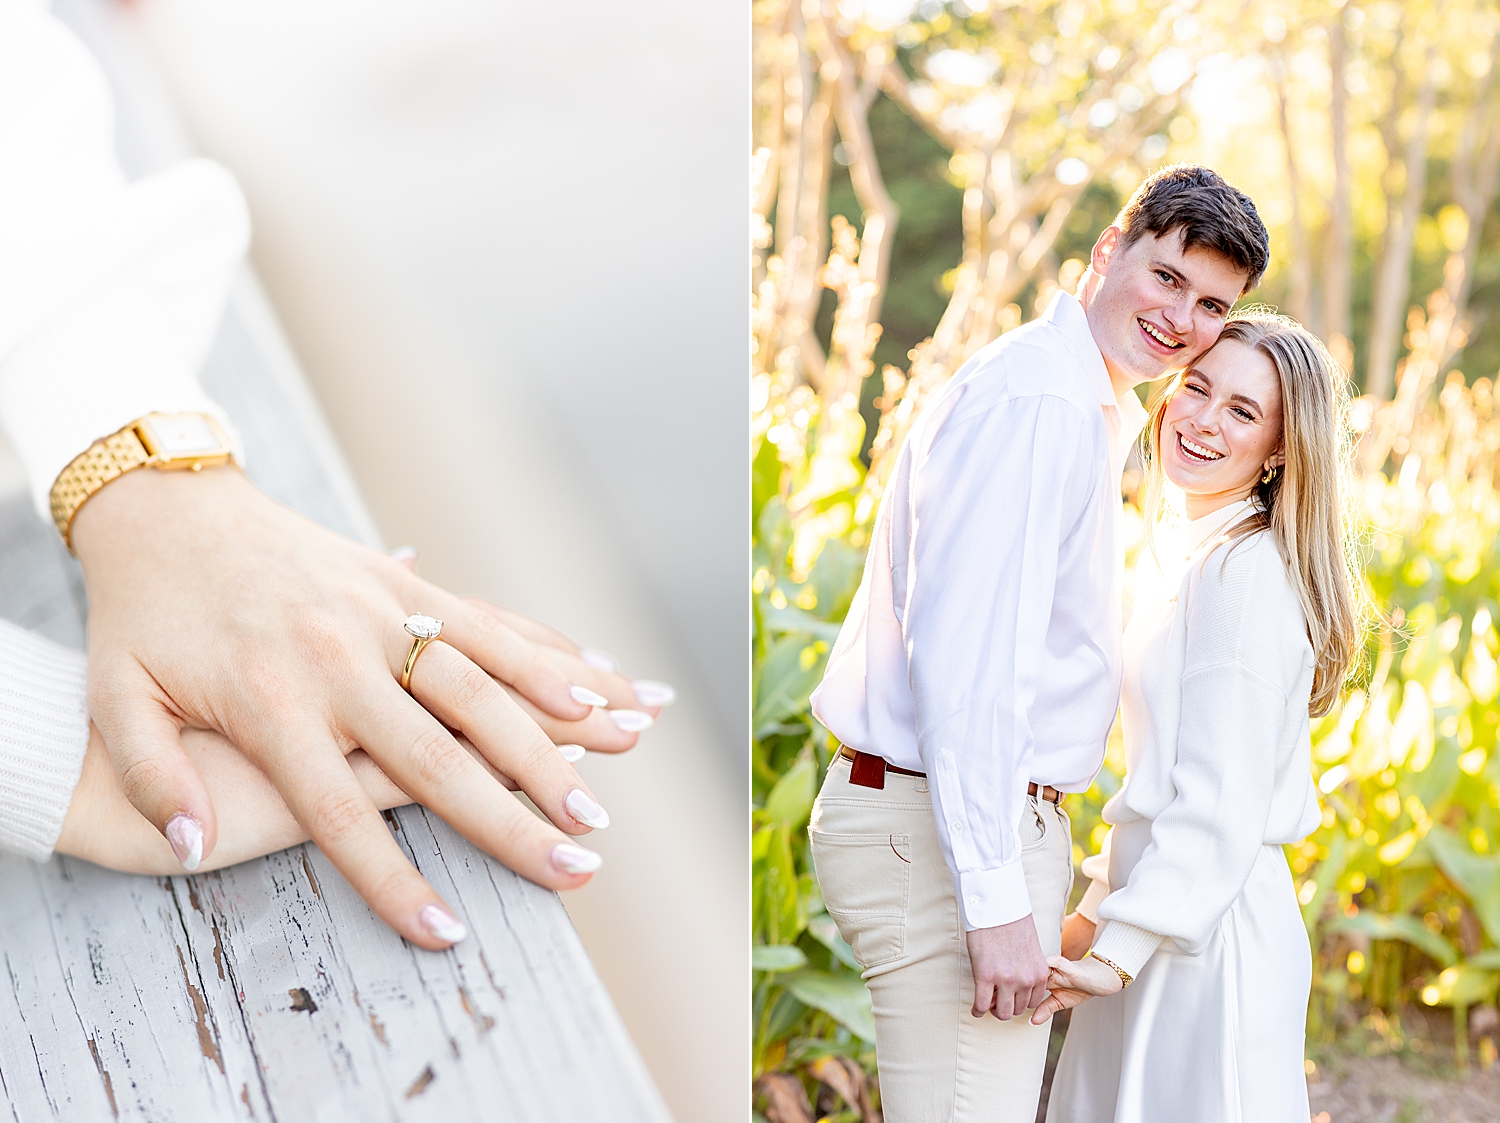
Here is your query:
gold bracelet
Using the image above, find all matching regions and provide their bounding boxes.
[1088,950,1134,989]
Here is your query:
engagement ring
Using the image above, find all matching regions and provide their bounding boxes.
[400,613,443,692]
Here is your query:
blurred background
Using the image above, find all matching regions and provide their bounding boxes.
[752,2,1500,1121]
[93,0,747,1118]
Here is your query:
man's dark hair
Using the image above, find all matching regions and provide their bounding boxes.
[1115,164,1270,294]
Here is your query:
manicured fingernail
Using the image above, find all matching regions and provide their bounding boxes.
[565,788,610,828]
[569,685,609,707]
[165,813,203,871]
[631,680,676,707]
[551,842,604,874]
[388,545,419,567]
[419,904,467,944]
[581,648,618,672]
[557,742,586,763]
[609,709,654,732]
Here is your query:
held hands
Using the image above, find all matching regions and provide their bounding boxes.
[966,915,1050,1020]
[71,467,666,949]
[1029,951,1124,1025]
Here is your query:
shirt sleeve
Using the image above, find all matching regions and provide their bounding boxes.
[0,618,89,861]
[0,3,248,519]
[1092,545,1296,975]
[904,391,1097,930]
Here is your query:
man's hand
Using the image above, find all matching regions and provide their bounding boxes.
[965,915,1050,1021]
[1060,911,1096,960]
[70,467,660,947]
[1030,953,1123,1025]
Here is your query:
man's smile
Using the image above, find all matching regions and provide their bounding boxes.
[1138,317,1186,353]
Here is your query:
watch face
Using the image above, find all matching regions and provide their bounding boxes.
[142,414,225,458]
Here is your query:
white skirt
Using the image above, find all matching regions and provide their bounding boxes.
[1046,844,1311,1123]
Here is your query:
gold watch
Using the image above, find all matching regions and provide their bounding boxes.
[49,412,237,551]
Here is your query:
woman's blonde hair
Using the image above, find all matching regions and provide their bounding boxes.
[1140,310,1369,717]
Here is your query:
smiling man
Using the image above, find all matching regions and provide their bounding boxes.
[808,165,1268,1123]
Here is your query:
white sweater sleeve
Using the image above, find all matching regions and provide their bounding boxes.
[0,5,249,859]
[0,3,248,519]
[1091,541,1303,976]
[0,619,89,861]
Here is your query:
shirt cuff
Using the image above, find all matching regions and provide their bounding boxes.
[1075,878,1110,924]
[0,619,89,861]
[1090,920,1163,980]
[0,294,239,523]
[958,861,1032,930]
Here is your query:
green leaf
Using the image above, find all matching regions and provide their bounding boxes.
[764,754,818,828]
[761,601,844,640]
[1334,911,1458,968]
[1428,826,1500,945]
[1427,964,1500,1008]
[753,634,830,735]
[1303,830,1349,935]
[1466,948,1500,970]
[806,912,860,970]
[783,969,876,1042]
[753,944,809,972]
[752,436,784,528]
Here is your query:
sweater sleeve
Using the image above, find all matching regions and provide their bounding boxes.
[0,619,89,861]
[1092,541,1300,976]
[0,3,248,519]
[1074,827,1112,923]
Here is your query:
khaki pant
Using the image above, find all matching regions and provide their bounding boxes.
[810,755,1073,1123]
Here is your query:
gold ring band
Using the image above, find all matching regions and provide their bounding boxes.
[400,614,444,693]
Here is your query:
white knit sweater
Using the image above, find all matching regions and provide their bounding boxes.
[0,2,246,859]
[1077,500,1324,978]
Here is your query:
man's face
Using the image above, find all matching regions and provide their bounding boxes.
[1082,226,1250,386]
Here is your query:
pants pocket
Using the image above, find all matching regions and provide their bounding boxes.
[1019,796,1049,852]
[808,828,910,969]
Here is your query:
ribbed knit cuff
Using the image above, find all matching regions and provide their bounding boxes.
[1075,878,1110,924]
[0,295,240,523]
[0,619,88,861]
[1090,920,1164,981]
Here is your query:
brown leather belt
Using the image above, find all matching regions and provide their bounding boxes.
[838,745,1063,803]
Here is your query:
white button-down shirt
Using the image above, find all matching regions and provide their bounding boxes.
[811,292,1148,930]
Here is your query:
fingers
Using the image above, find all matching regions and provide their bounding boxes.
[391,640,609,838]
[261,724,465,950]
[90,661,217,871]
[1031,994,1064,1025]
[971,975,998,1019]
[498,684,643,755]
[456,594,668,720]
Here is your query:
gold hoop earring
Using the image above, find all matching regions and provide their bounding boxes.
[1261,465,1278,485]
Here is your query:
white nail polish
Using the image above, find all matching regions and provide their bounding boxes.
[551,842,604,874]
[569,685,609,707]
[631,680,677,707]
[609,709,654,733]
[557,742,586,763]
[565,788,610,829]
[165,813,203,872]
[388,545,419,565]
[580,648,618,673]
[419,904,467,944]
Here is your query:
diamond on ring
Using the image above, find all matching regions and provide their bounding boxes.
[404,613,442,640]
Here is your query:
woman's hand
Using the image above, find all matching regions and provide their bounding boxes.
[56,723,414,874]
[1029,953,1124,1024]
[70,467,658,947]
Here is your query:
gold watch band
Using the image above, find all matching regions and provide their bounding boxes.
[48,413,234,551]
[1088,950,1134,989]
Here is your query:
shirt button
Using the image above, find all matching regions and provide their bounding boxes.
[951,821,964,833]
[968,897,980,907]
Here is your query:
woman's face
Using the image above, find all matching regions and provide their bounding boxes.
[1161,337,1284,510]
